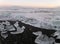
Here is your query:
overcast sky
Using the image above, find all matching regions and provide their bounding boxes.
[0,0,60,8]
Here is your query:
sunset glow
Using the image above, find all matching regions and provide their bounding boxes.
[0,0,60,8]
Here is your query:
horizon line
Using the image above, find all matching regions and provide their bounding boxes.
[0,5,60,8]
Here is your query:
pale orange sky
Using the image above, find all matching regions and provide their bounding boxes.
[0,0,60,8]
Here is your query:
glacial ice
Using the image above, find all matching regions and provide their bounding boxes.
[0,7,60,30]
[0,7,60,43]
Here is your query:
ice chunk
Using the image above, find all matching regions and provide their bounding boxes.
[10,26,25,34]
[35,35,49,44]
[33,31,50,44]
[10,21,25,34]
[33,31,55,44]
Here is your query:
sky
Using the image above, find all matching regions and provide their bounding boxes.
[0,0,60,8]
